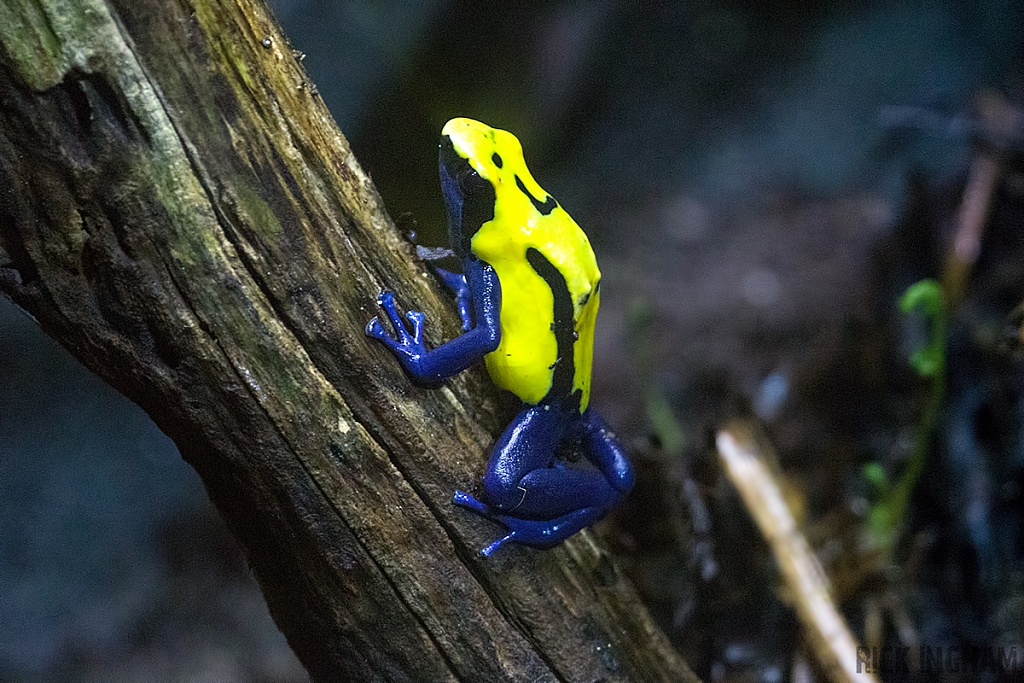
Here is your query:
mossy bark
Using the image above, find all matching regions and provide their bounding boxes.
[0,1,700,681]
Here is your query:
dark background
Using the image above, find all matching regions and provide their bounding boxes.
[2,1,1022,680]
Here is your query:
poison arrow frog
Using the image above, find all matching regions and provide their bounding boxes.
[366,118,634,556]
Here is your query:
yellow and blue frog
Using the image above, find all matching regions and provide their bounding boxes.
[367,118,633,556]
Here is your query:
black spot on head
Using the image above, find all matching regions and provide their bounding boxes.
[492,152,503,168]
[516,175,557,215]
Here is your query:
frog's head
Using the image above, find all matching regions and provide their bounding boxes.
[443,118,558,257]
[439,118,503,257]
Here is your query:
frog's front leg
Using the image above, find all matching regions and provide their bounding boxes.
[453,402,632,555]
[366,257,500,384]
[434,267,473,331]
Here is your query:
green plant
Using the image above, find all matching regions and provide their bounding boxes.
[865,279,947,551]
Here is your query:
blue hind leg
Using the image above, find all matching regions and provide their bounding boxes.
[453,402,633,555]
[452,491,606,556]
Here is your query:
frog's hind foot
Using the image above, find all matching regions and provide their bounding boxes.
[453,490,605,556]
[452,489,492,515]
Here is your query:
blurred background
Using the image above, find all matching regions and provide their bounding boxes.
[2,1,1022,681]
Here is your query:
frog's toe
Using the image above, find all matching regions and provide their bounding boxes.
[405,310,426,343]
[453,489,491,514]
[365,316,387,339]
[481,532,517,557]
[366,314,405,349]
[374,291,410,335]
[375,290,396,311]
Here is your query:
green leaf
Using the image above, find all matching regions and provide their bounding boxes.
[862,462,888,491]
[900,279,945,378]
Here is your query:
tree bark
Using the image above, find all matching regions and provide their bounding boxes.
[0,1,700,681]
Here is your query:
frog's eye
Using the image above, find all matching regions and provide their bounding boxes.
[456,166,489,194]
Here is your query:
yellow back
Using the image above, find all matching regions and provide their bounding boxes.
[442,118,601,410]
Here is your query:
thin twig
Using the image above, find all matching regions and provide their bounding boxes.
[716,427,879,683]
[943,151,1000,308]
[942,90,1024,308]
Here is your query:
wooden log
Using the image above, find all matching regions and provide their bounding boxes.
[0,1,700,681]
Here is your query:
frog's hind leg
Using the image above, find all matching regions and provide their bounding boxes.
[452,402,625,553]
[511,465,620,520]
[479,504,607,557]
[451,403,558,539]
[572,408,635,495]
[476,403,619,520]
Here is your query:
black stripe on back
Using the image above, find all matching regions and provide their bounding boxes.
[526,247,575,401]
[515,175,557,215]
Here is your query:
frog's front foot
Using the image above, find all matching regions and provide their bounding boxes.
[366,291,430,373]
[453,489,609,556]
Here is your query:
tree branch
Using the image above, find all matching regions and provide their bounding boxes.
[0,1,699,681]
